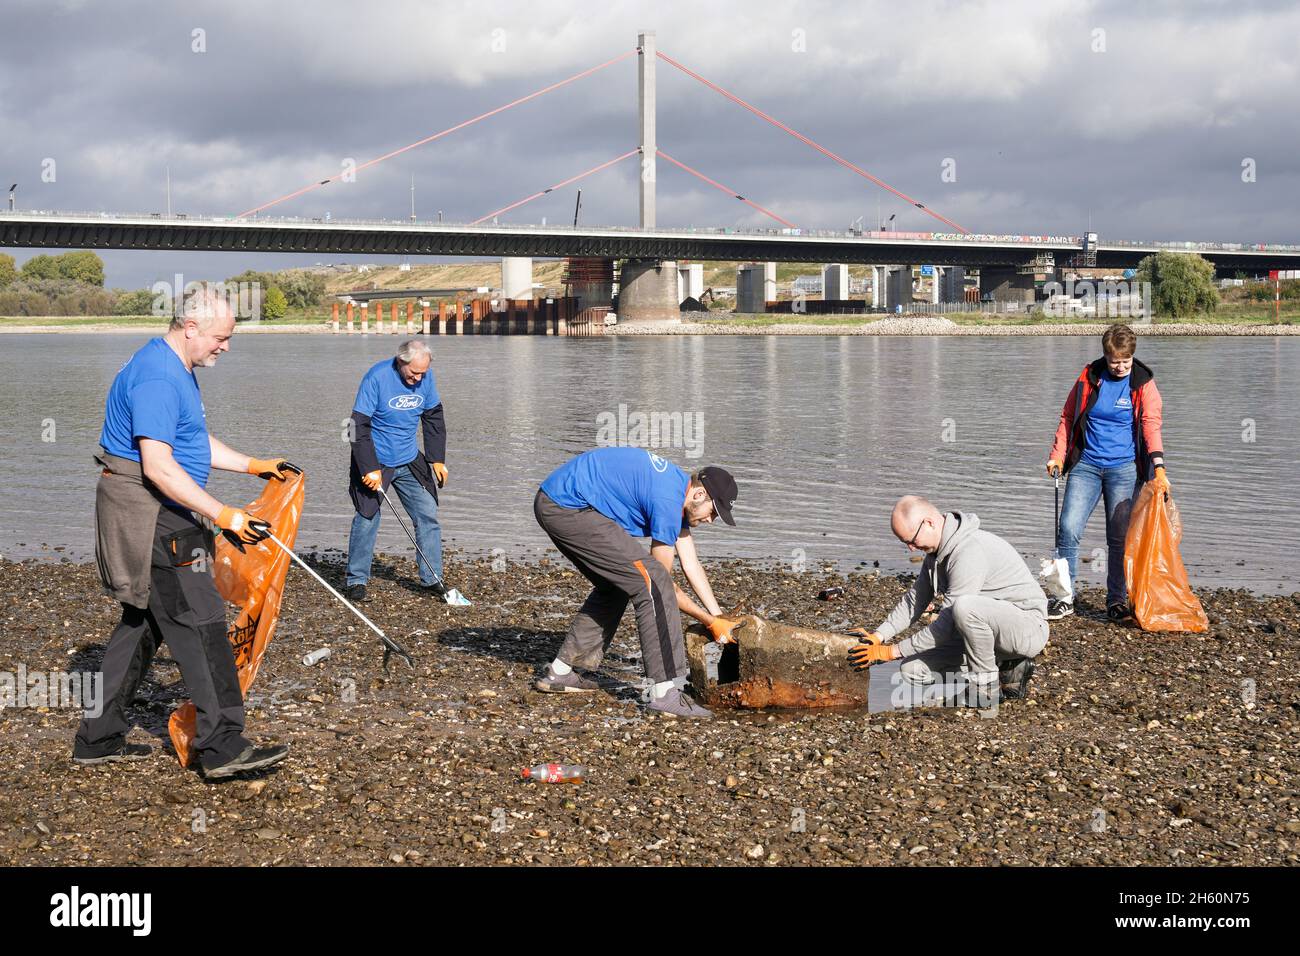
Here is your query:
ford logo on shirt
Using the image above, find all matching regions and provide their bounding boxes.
[388,395,425,411]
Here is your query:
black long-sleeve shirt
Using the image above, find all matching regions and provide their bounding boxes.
[348,403,446,518]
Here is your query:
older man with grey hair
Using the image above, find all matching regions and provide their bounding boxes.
[344,339,451,601]
[74,289,298,778]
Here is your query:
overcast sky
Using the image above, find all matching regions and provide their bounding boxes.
[3,0,1298,287]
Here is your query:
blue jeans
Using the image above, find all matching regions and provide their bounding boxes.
[1056,459,1139,607]
[346,465,443,586]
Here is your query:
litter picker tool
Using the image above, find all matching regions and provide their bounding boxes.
[377,485,471,606]
[1054,473,1061,540]
[1038,469,1073,603]
[267,532,415,671]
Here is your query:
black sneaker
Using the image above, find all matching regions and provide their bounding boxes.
[203,744,290,780]
[1046,599,1074,621]
[72,742,152,766]
[424,580,449,600]
[343,584,368,603]
[999,657,1036,700]
[1107,603,1132,623]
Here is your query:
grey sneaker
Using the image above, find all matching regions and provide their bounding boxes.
[646,687,713,719]
[203,744,290,780]
[73,742,152,765]
[534,665,600,693]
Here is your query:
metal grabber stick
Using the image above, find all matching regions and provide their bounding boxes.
[267,532,415,671]
[377,485,470,604]
[1054,473,1061,555]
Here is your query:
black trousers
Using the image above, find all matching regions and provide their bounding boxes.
[73,505,251,769]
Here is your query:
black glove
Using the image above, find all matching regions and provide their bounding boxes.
[216,506,273,552]
[247,457,302,481]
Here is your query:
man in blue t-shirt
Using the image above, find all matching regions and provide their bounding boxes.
[344,339,451,602]
[75,291,299,779]
[533,447,743,718]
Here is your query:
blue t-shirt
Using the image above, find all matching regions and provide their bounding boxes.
[1082,372,1136,468]
[99,337,211,487]
[541,447,690,544]
[353,358,441,467]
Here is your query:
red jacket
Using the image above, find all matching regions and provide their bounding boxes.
[1050,358,1166,480]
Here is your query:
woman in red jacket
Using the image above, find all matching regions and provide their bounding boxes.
[1046,324,1170,621]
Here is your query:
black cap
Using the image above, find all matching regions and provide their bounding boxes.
[696,466,738,526]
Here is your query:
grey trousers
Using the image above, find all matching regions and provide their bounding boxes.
[900,594,1049,687]
[74,505,252,769]
[533,489,686,683]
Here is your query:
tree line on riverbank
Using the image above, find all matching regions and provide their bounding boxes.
[0,252,328,319]
[1,249,1293,321]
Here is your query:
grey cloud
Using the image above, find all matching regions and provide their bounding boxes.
[2,0,1297,287]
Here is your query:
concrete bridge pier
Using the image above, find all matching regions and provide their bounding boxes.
[980,266,1036,304]
[618,258,681,325]
[677,263,703,302]
[735,262,776,314]
[887,266,914,309]
[502,257,533,300]
[822,263,849,301]
[870,265,889,309]
[940,266,967,303]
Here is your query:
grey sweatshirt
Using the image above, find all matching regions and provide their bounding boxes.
[876,512,1048,656]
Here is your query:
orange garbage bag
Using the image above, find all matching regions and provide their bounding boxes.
[168,471,306,766]
[1123,481,1208,633]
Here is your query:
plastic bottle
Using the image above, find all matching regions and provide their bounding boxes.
[522,763,586,784]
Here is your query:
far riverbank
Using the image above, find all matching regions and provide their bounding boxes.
[2,315,1297,336]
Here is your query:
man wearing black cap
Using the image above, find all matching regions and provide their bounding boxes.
[533,447,742,718]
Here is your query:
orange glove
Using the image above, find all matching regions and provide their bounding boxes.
[1046,460,1062,478]
[216,506,272,548]
[707,616,746,644]
[432,462,448,487]
[1152,465,1170,495]
[846,627,880,643]
[847,641,898,671]
[247,457,301,481]
[362,470,383,492]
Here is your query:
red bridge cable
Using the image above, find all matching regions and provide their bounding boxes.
[472,149,640,224]
[655,50,969,234]
[654,149,797,229]
[235,49,639,219]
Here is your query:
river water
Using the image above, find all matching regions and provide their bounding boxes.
[1,332,1296,593]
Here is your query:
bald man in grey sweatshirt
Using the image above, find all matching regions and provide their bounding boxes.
[848,496,1048,697]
